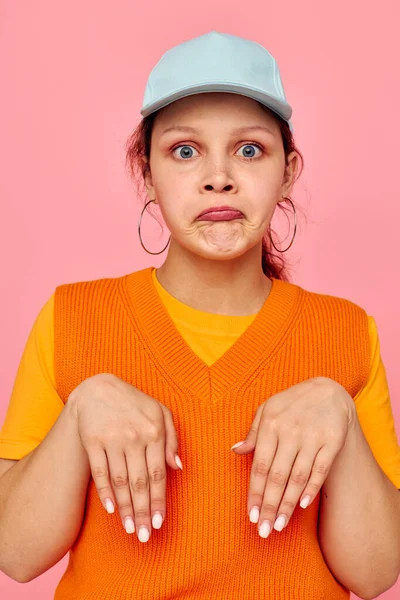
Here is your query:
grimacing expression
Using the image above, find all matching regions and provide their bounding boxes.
[144,92,298,261]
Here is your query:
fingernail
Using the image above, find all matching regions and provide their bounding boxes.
[124,517,135,534]
[300,495,311,509]
[104,498,114,514]
[138,526,150,543]
[274,515,286,531]
[249,506,260,523]
[152,512,163,529]
[231,441,245,450]
[259,520,271,538]
[175,454,183,470]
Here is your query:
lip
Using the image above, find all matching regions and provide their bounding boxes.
[197,205,244,218]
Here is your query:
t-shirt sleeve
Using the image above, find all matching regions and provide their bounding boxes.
[353,315,400,489]
[0,292,65,460]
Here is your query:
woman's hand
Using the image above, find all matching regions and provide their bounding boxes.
[67,373,182,543]
[231,377,357,538]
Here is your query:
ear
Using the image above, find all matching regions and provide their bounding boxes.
[143,156,156,200]
[281,151,299,199]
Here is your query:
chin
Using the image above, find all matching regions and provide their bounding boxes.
[192,244,251,261]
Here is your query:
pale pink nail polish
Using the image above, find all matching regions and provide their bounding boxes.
[300,495,311,509]
[175,454,183,470]
[231,441,245,450]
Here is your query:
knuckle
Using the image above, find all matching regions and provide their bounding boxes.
[122,429,139,443]
[96,484,111,494]
[117,501,133,510]
[249,424,259,436]
[94,372,116,384]
[103,432,120,444]
[314,462,330,477]
[151,497,165,509]
[269,470,287,486]
[307,480,321,494]
[112,473,128,487]
[117,501,132,511]
[132,476,149,493]
[252,461,269,477]
[279,498,295,511]
[92,466,108,479]
[134,508,150,520]
[147,424,163,442]
[261,502,278,514]
[149,467,166,484]
[249,492,264,504]
[267,417,279,431]
[290,470,308,486]
[83,435,101,447]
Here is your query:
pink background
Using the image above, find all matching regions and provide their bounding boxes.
[1,1,399,598]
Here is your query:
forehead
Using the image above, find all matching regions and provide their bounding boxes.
[153,92,279,134]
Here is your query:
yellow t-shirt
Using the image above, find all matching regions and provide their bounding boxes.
[1,269,400,489]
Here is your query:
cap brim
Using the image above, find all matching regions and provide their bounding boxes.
[140,81,293,132]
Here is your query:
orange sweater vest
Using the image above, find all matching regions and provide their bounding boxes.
[53,267,370,600]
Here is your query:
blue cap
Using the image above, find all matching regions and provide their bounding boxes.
[140,30,294,134]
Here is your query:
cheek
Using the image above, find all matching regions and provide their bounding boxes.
[242,167,281,198]
[155,194,188,232]
[247,188,280,220]
[153,167,188,202]
[153,176,192,220]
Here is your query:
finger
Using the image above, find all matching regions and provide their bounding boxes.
[272,447,317,532]
[247,424,278,524]
[145,436,167,530]
[297,444,337,510]
[256,438,299,538]
[160,405,182,470]
[124,444,152,543]
[87,445,116,515]
[232,406,263,454]
[106,445,137,536]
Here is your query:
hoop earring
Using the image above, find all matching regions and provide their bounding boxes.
[268,197,297,253]
[138,196,297,255]
[138,199,171,255]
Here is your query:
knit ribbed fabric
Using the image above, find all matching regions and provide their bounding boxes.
[53,266,370,600]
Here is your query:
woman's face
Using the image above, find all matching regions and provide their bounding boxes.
[144,92,298,261]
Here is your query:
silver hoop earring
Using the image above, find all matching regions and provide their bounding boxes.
[268,197,297,253]
[138,197,297,255]
[138,199,171,255]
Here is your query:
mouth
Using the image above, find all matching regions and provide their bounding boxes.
[196,206,244,220]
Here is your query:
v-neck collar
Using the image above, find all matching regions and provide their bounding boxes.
[121,266,305,403]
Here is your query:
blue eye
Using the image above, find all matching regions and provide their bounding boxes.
[171,143,263,161]
[172,145,198,159]
[237,143,263,160]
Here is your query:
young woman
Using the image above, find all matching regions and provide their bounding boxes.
[1,30,399,600]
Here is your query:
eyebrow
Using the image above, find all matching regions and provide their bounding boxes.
[160,125,276,137]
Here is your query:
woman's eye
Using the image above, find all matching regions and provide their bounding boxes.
[172,145,199,159]
[171,143,263,160]
[237,143,263,159]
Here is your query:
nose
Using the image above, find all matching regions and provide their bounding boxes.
[203,167,236,193]
[201,151,238,194]
[204,182,234,192]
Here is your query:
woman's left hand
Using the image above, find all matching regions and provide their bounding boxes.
[231,376,357,538]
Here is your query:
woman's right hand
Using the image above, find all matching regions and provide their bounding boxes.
[67,372,182,543]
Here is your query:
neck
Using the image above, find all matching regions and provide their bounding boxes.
[155,239,272,316]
